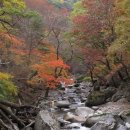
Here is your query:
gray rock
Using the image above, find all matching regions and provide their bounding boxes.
[117,98,129,103]
[23,127,32,130]
[34,110,60,130]
[63,112,86,123]
[84,114,125,128]
[83,114,106,127]
[57,117,70,127]
[90,114,116,130]
[116,124,127,130]
[92,106,99,111]
[56,100,70,108]
[75,107,94,118]
[63,112,76,122]
[112,91,124,102]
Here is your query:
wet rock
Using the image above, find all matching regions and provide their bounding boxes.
[84,114,125,128]
[61,108,70,112]
[112,90,124,102]
[90,114,116,130]
[81,97,87,102]
[56,100,70,108]
[34,110,60,130]
[63,112,86,123]
[70,103,85,111]
[75,107,94,118]
[117,98,129,103]
[83,114,105,127]
[72,97,81,103]
[116,124,127,130]
[63,112,76,122]
[88,114,127,130]
[85,91,106,107]
[92,106,99,111]
[57,117,70,127]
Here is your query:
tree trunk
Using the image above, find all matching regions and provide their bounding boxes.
[44,87,50,98]
[106,58,117,87]
[118,71,124,81]
[123,64,129,78]
[90,70,94,86]
[111,76,117,87]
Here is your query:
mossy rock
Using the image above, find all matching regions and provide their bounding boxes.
[85,91,106,107]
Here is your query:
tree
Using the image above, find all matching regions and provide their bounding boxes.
[107,0,130,79]
[0,0,25,28]
[71,0,124,86]
[0,72,17,100]
[31,43,72,97]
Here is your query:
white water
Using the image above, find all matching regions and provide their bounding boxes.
[72,126,90,130]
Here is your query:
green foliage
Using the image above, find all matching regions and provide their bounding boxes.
[0,0,39,29]
[37,46,50,52]
[0,0,25,16]
[126,111,130,116]
[48,0,79,9]
[77,75,92,82]
[108,0,130,62]
[71,1,86,17]
[0,72,17,100]
[86,91,106,106]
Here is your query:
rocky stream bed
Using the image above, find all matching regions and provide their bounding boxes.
[32,82,130,130]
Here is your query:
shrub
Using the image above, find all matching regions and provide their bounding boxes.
[0,72,17,100]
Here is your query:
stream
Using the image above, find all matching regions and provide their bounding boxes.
[38,82,130,130]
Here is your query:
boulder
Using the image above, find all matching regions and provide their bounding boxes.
[56,100,70,108]
[112,90,124,102]
[75,107,94,118]
[90,114,116,130]
[117,98,129,103]
[92,106,99,111]
[84,114,125,128]
[116,124,127,130]
[63,112,75,122]
[34,110,60,130]
[63,112,86,123]
[89,114,126,130]
[85,91,106,107]
[57,117,70,127]
[83,114,106,127]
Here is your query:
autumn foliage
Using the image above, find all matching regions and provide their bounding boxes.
[28,42,73,96]
[0,0,130,100]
